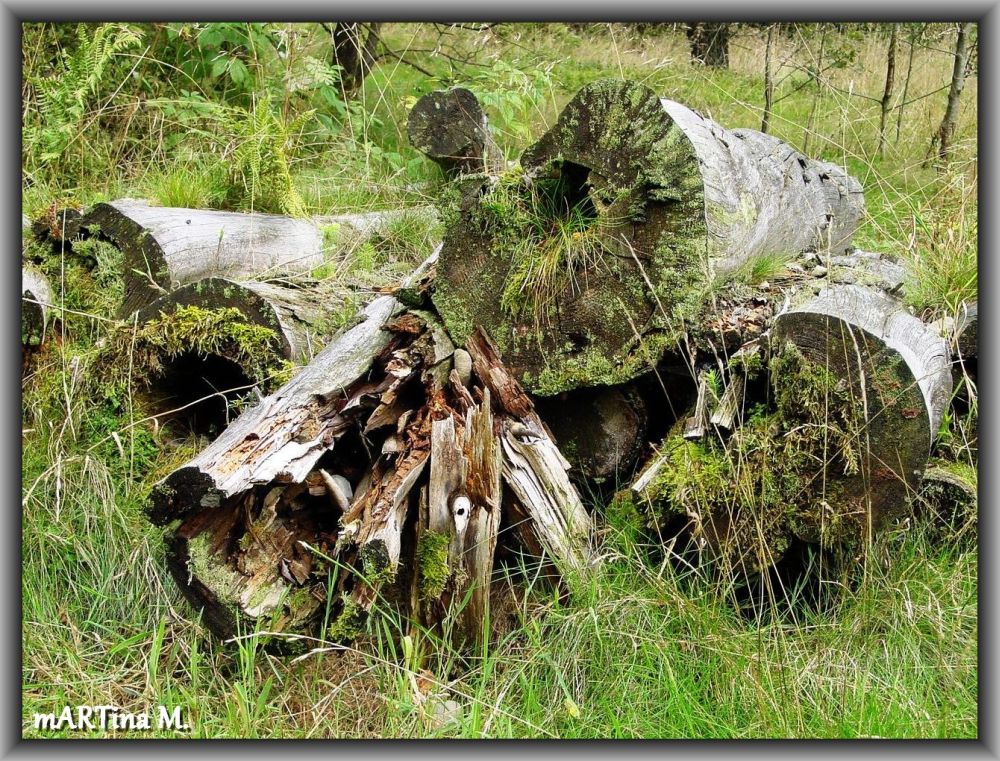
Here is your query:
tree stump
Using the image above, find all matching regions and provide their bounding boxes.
[431,79,865,396]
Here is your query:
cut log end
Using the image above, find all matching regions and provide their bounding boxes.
[407,87,497,178]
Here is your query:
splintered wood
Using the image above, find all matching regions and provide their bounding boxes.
[150,297,594,648]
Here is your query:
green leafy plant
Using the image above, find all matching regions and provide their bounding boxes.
[29,23,142,164]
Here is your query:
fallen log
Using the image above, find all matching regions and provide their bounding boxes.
[149,258,594,647]
[407,87,501,178]
[22,264,53,348]
[79,200,326,314]
[631,283,952,571]
[432,79,865,396]
[135,276,353,366]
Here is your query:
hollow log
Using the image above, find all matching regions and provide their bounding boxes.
[22,265,53,347]
[79,200,325,314]
[136,276,353,366]
[632,283,952,570]
[432,79,865,396]
[407,87,501,178]
[534,387,648,483]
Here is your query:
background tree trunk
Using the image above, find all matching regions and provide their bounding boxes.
[878,26,898,158]
[332,23,381,96]
[686,23,730,67]
[934,22,974,164]
[761,24,776,133]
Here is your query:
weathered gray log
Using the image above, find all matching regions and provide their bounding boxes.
[407,88,501,178]
[136,276,353,366]
[632,283,952,569]
[81,200,326,315]
[149,293,405,527]
[22,265,53,347]
[774,284,952,536]
[432,78,865,395]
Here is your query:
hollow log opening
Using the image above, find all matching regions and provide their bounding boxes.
[149,350,255,437]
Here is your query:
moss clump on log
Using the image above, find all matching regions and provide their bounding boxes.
[637,334,923,570]
[417,530,452,600]
[125,304,289,385]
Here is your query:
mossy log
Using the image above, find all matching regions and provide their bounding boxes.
[915,460,977,537]
[407,87,501,178]
[137,277,353,366]
[632,283,952,571]
[22,265,53,347]
[432,79,865,396]
[80,200,327,315]
[148,258,594,647]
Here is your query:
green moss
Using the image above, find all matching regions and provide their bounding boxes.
[187,533,242,612]
[359,540,395,586]
[326,595,368,643]
[129,305,283,384]
[643,340,878,567]
[417,531,451,600]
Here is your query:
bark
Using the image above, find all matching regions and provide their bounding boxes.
[878,26,898,159]
[433,79,865,396]
[332,23,381,96]
[407,88,501,178]
[80,200,326,315]
[934,22,974,164]
[22,265,53,347]
[686,23,730,67]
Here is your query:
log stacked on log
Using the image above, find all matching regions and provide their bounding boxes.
[149,257,594,646]
[432,78,865,396]
[123,80,974,653]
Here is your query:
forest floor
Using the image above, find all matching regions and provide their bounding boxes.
[21,23,977,738]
